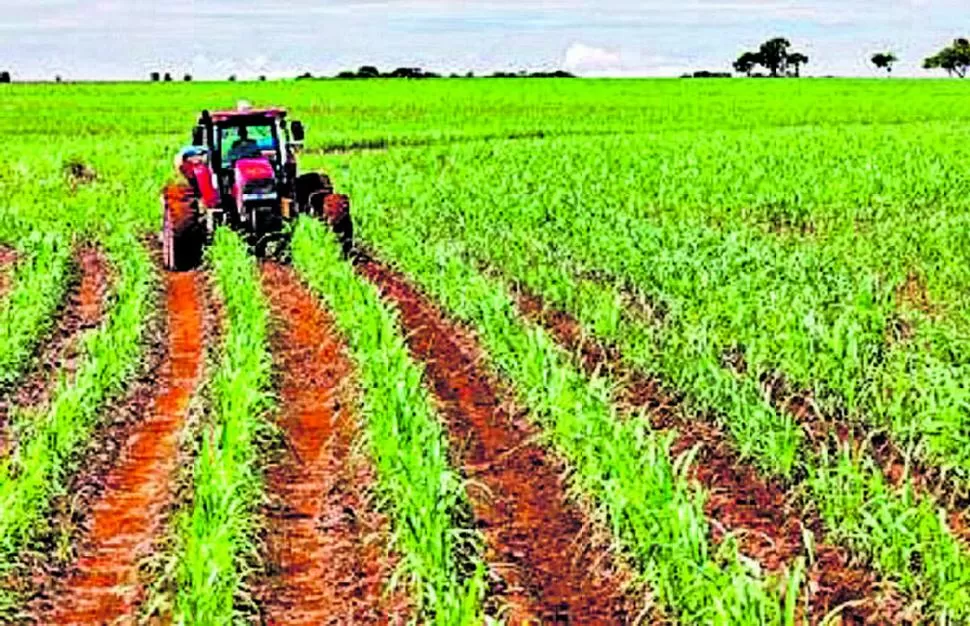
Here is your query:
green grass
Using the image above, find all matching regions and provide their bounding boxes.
[0,232,72,387]
[0,78,968,623]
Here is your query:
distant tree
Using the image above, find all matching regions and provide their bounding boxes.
[924,38,970,78]
[55,75,62,83]
[465,71,475,78]
[787,52,809,77]
[0,71,10,84]
[183,73,193,82]
[734,38,807,77]
[733,51,761,76]
[259,75,267,81]
[163,72,173,82]
[759,37,792,77]
[296,72,314,80]
[871,52,898,75]
[691,70,732,78]
[528,70,576,78]
[336,70,357,79]
[150,71,160,82]
[228,74,237,82]
[389,67,420,78]
[357,65,380,78]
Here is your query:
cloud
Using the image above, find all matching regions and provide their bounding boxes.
[563,43,621,74]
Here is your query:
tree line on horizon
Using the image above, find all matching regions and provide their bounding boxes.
[304,66,575,80]
[727,36,968,78]
[1,38,967,83]
[144,66,575,82]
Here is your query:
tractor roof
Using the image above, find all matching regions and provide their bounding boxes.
[208,108,287,123]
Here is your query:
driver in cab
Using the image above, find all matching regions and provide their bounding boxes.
[228,127,262,163]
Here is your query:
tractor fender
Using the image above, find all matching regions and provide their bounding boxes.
[179,162,220,208]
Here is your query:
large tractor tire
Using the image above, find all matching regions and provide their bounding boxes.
[295,172,353,256]
[162,184,204,271]
[294,172,333,217]
[323,193,354,257]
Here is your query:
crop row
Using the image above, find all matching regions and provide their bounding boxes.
[0,232,71,387]
[292,219,487,623]
[0,227,154,612]
[328,243,805,619]
[311,124,970,621]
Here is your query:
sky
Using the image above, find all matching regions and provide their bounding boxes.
[0,0,964,80]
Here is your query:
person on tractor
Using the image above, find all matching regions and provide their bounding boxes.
[176,146,219,208]
[228,127,261,163]
[177,146,207,173]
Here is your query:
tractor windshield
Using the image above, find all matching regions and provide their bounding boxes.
[219,124,278,167]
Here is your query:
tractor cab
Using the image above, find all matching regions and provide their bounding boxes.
[191,106,305,212]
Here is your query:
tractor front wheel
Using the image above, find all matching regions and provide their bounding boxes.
[162,184,204,271]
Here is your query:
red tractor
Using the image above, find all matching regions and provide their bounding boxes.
[162,105,352,270]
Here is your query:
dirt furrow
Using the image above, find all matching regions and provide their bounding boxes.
[356,257,639,624]
[0,245,16,298]
[512,288,890,624]
[259,263,405,626]
[38,271,204,625]
[770,380,970,547]
[0,246,110,456]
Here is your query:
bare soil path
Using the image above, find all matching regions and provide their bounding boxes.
[512,288,891,625]
[0,245,16,298]
[259,262,405,626]
[356,256,639,624]
[0,246,110,456]
[38,270,204,625]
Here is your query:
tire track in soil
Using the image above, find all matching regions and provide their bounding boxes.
[38,270,205,625]
[356,256,639,624]
[511,288,893,625]
[0,246,110,457]
[259,263,406,626]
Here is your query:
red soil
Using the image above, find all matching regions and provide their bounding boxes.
[75,247,109,325]
[356,257,639,624]
[40,270,204,625]
[512,288,887,625]
[0,246,110,456]
[0,245,15,298]
[259,263,405,626]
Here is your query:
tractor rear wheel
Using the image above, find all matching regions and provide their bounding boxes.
[162,184,204,271]
[295,172,334,218]
[323,193,354,257]
[296,172,353,256]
